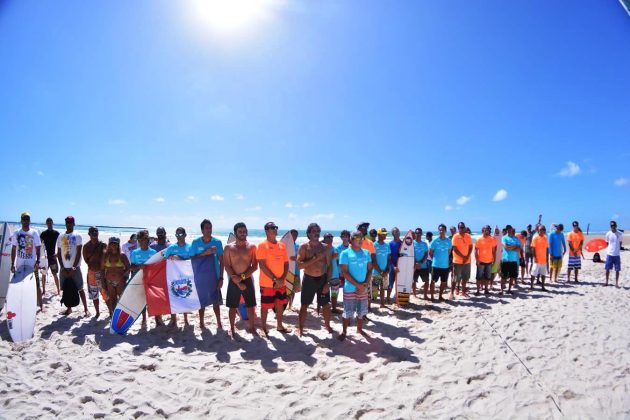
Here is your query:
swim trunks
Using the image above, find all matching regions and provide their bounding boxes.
[301,273,330,306]
[226,277,256,308]
[260,286,288,310]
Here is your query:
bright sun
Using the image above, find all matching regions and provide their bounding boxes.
[189,0,277,35]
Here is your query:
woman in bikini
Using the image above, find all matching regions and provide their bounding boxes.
[102,237,130,313]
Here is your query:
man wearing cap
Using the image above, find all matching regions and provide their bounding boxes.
[256,222,290,336]
[605,220,623,287]
[500,225,522,295]
[130,229,160,327]
[82,226,107,318]
[57,216,90,316]
[372,228,391,308]
[150,227,170,252]
[40,217,60,295]
[548,224,567,283]
[190,219,224,330]
[566,221,584,283]
[451,222,473,299]
[357,222,376,313]
[412,228,430,299]
[10,212,43,311]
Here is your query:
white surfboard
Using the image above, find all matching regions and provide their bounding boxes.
[6,268,38,342]
[110,250,164,334]
[0,222,17,310]
[396,230,415,306]
[280,231,297,294]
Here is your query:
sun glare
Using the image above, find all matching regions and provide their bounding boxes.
[189,0,278,35]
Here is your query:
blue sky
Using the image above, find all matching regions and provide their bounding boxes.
[1,0,629,233]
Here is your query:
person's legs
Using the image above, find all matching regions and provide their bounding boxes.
[228,308,237,337]
[198,307,206,329]
[260,308,269,335]
[213,304,223,330]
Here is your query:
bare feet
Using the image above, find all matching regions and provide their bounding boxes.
[261,328,269,337]
[326,326,334,334]
[84,311,91,318]
[277,327,291,334]
[60,308,72,316]
[359,330,370,338]
[337,333,346,341]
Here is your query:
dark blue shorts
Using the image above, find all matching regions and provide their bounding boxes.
[605,255,621,272]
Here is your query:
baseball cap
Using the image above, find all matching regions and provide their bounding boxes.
[356,222,370,229]
[20,212,30,219]
[377,228,388,236]
[65,216,75,223]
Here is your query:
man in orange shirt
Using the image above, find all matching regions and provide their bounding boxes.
[516,230,527,283]
[451,222,473,298]
[475,225,496,295]
[530,226,549,291]
[566,221,584,283]
[256,222,290,336]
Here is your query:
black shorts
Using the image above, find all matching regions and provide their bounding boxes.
[432,267,449,283]
[301,273,330,306]
[501,261,519,279]
[519,258,526,268]
[226,277,256,309]
[47,257,59,274]
[413,268,430,283]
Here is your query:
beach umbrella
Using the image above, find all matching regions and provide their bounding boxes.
[585,238,607,253]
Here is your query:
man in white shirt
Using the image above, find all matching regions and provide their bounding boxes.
[605,220,623,288]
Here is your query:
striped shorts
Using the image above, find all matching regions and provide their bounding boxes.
[568,256,581,269]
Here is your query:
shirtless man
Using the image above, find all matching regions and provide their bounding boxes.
[223,222,258,337]
[297,223,333,336]
[82,226,107,318]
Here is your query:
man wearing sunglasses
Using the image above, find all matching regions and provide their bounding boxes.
[164,227,192,326]
[605,221,623,287]
[10,212,43,311]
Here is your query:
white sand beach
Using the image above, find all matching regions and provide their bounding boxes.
[1,234,629,419]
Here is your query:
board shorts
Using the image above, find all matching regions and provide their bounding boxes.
[519,257,526,268]
[260,286,288,310]
[87,269,108,301]
[226,277,256,309]
[476,263,492,281]
[501,261,519,279]
[61,267,83,290]
[550,256,563,270]
[432,267,449,283]
[47,256,59,274]
[329,278,341,299]
[568,256,582,269]
[342,292,368,319]
[370,274,383,300]
[301,273,330,306]
[491,261,501,274]
[413,268,430,283]
[531,263,548,277]
[453,264,471,282]
[605,255,621,272]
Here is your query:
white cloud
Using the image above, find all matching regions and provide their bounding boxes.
[302,202,314,208]
[108,199,127,206]
[154,197,165,203]
[456,195,472,206]
[558,161,581,177]
[234,193,245,200]
[211,194,225,201]
[314,213,335,220]
[285,202,294,208]
[492,189,508,202]
[186,195,198,202]
[444,205,454,211]
[288,213,297,220]
[246,205,262,211]
[37,171,44,176]
[614,177,628,187]
[612,214,620,219]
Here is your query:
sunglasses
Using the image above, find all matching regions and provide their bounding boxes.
[176,233,186,238]
[266,226,278,230]
[89,231,98,235]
